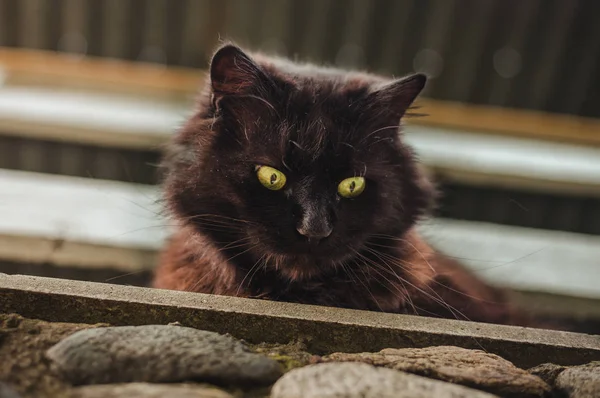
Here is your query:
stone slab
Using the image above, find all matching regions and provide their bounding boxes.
[1,274,599,369]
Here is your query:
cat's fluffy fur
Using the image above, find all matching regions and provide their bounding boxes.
[154,44,530,326]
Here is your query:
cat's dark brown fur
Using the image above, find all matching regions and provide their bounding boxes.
[154,44,530,326]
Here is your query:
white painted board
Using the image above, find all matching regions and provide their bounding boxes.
[1,169,599,298]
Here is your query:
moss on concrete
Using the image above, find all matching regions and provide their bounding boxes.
[251,341,318,372]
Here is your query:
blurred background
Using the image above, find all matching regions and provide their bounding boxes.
[0,0,599,330]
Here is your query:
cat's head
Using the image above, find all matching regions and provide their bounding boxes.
[164,44,435,280]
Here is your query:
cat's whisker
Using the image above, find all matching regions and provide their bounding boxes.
[110,224,182,238]
[188,222,246,231]
[104,270,148,283]
[219,239,255,252]
[184,213,257,225]
[359,246,472,323]
[192,222,249,232]
[367,137,394,148]
[398,239,436,275]
[388,258,503,306]
[367,241,509,264]
[339,142,355,150]
[190,226,249,236]
[350,248,415,314]
[236,253,266,297]
[358,125,401,145]
[465,247,547,272]
[355,251,441,318]
[339,255,383,312]
[369,234,439,275]
[230,93,280,117]
[186,264,216,293]
[251,255,270,292]
[351,257,391,313]
[374,259,465,321]
[364,244,501,304]
[223,243,260,263]
[213,236,256,254]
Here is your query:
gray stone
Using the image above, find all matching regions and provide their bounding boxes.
[270,362,499,398]
[555,362,600,398]
[528,363,567,385]
[70,383,233,398]
[0,383,22,398]
[46,325,282,387]
[320,346,550,398]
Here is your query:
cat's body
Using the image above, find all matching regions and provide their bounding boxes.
[154,45,530,326]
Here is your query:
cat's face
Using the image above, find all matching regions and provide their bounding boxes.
[165,45,433,279]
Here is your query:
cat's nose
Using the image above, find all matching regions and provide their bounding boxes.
[294,198,334,241]
[296,224,332,241]
[296,225,333,241]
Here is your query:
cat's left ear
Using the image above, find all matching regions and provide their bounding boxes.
[210,44,270,99]
[368,74,427,119]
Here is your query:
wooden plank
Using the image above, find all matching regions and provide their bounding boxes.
[0,47,203,97]
[405,126,600,197]
[0,169,167,270]
[1,83,600,194]
[1,48,599,145]
[416,98,600,146]
[1,169,599,299]
[419,219,600,300]
[0,86,187,149]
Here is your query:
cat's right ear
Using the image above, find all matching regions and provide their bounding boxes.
[210,45,269,100]
[367,74,427,120]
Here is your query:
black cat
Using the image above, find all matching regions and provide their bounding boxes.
[154,44,533,327]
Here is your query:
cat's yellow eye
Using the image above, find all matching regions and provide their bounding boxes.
[256,165,287,190]
[338,177,366,198]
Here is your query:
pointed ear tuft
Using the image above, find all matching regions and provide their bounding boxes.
[369,73,427,119]
[210,45,267,98]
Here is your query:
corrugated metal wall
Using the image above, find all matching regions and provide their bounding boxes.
[1,0,599,117]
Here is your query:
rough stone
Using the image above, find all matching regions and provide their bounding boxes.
[0,383,22,398]
[320,345,550,397]
[69,383,234,398]
[0,314,100,398]
[555,361,600,398]
[528,363,567,385]
[1,314,22,329]
[46,325,283,387]
[271,362,499,398]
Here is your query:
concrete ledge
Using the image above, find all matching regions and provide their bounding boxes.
[1,273,599,369]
